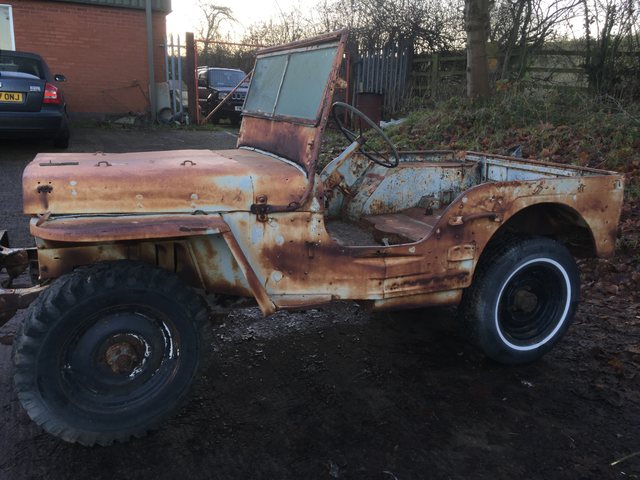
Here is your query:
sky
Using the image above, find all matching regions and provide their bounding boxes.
[166,0,310,40]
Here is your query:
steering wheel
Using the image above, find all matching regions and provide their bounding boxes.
[331,101,399,168]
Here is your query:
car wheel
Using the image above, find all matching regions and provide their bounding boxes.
[459,236,579,364]
[13,261,211,446]
[53,115,70,149]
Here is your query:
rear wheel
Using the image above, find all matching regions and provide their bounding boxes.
[13,261,211,446]
[459,236,579,364]
[53,114,70,148]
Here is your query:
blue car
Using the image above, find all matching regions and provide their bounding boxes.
[0,50,70,148]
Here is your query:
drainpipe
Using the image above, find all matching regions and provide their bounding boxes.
[146,0,157,123]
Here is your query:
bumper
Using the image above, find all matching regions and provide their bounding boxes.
[217,99,243,115]
[0,108,65,139]
[0,285,46,326]
[0,230,42,326]
[200,98,243,118]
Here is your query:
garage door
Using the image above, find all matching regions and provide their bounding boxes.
[0,5,15,50]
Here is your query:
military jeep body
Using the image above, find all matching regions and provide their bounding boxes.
[0,31,625,446]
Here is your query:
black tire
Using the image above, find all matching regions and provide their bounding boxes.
[459,236,579,364]
[53,114,70,149]
[13,261,211,446]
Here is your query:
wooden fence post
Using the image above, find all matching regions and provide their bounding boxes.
[431,53,440,99]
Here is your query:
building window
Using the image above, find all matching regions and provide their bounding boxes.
[0,4,15,50]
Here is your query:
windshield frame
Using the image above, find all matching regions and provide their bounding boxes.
[242,32,346,127]
[236,30,348,175]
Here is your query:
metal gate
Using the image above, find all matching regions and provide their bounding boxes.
[355,42,411,115]
[163,34,187,122]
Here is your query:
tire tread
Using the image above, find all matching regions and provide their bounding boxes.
[13,260,211,446]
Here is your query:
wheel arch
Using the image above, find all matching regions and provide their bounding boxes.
[482,202,597,261]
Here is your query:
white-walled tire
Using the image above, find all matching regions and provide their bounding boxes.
[459,236,580,364]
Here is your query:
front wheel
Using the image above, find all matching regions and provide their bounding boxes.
[459,237,580,364]
[13,261,211,446]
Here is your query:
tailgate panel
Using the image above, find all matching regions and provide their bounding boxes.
[0,77,45,112]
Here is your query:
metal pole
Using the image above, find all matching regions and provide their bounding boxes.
[185,32,198,125]
[145,0,157,123]
[177,35,183,117]
[163,36,169,83]
[170,34,176,116]
[170,36,176,84]
[162,35,173,119]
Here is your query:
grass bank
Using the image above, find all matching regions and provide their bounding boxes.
[323,88,640,200]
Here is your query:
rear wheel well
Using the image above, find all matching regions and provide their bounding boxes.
[485,203,596,259]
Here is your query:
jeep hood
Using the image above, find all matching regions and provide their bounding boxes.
[23,149,308,215]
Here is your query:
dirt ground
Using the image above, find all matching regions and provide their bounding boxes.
[0,126,639,480]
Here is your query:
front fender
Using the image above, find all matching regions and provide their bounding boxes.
[31,214,277,316]
[30,214,229,243]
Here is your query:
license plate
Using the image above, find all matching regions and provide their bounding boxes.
[0,92,23,103]
[234,106,242,111]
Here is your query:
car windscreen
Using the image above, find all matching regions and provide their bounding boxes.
[208,69,246,88]
[0,54,44,79]
[243,43,339,122]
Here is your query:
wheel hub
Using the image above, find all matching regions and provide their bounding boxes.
[498,260,569,345]
[105,341,140,374]
[100,333,146,375]
[511,288,538,315]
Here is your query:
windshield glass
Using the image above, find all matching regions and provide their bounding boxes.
[0,54,44,79]
[208,69,247,88]
[243,44,339,122]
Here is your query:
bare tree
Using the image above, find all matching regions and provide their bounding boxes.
[196,1,235,56]
[491,0,581,80]
[242,6,312,46]
[465,0,492,98]
[242,0,463,54]
[583,0,640,95]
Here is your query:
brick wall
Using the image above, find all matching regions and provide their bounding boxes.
[10,0,167,116]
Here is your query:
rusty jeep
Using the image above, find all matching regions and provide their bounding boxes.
[0,31,625,446]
